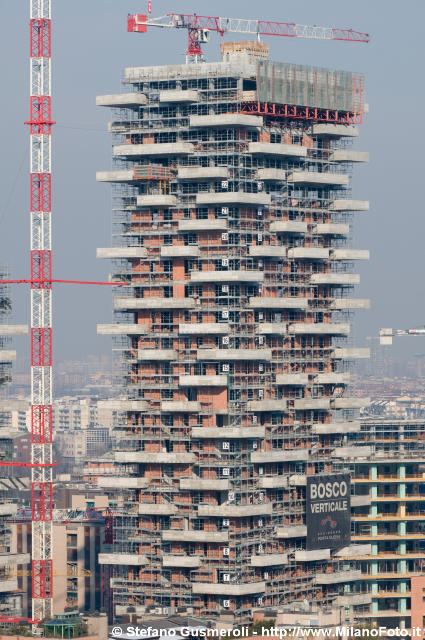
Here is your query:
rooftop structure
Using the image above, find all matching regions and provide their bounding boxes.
[97,41,369,624]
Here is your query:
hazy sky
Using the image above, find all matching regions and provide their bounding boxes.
[1,0,424,364]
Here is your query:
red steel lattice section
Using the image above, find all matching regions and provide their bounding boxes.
[31,250,52,289]
[31,405,53,444]
[32,560,53,599]
[27,96,54,134]
[30,19,51,58]
[31,328,52,367]
[30,173,51,212]
[31,483,53,522]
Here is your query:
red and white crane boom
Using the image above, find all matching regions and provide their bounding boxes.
[380,328,425,345]
[128,13,370,62]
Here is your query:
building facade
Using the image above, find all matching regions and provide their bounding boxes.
[349,418,425,634]
[96,42,370,623]
[0,268,29,622]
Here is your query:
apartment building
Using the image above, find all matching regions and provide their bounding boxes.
[96,41,370,623]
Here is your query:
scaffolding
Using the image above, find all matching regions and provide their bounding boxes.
[96,43,369,624]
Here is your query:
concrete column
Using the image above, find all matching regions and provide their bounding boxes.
[371,561,378,576]
[371,465,377,480]
[398,483,406,499]
[398,559,407,574]
[398,541,406,555]
[398,521,406,536]
[398,464,406,479]
[371,582,378,594]
[399,598,407,613]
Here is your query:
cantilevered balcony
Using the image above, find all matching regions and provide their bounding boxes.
[198,504,272,517]
[196,348,272,361]
[179,375,227,387]
[178,219,228,232]
[113,142,194,157]
[330,299,370,310]
[311,124,358,137]
[247,399,288,412]
[138,349,177,361]
[177,167,229,180]
[195,192,271,206]
[115,451,195,464]
[329,200,369,211]
[136,194,177,207]
[0,325,28,336]
[249,297,308,309]
[190,270,264,283]
[96,93,147,107]
[287,171,349,187]
[179,323,229,335]
[161,245,200,258]
[159,89,198,102]
[329,150,369,163]
[97,247,147,259]
[276,525,307,538]
[331,249,369,260]
[98,400,147,411]
[251,449,309,463]
[270,221,308,234]
[160,401,201,412]
[276,374,309,385]
[248,142,306,158]
[0,350,15,362]
[248,245,287,258]
[191,427,265,439]
[114,297,195,310]
[311,422,361,434]
[98,553,148,565]
[179,477,229,491]
[294,398,330,410]
[189,114,263,128]
[287,248,329,259]
[162,530,228,542]
[192,582,266,596]
[256,168,287,181]
[288,322,350,335]
[310,273,360,285]
[332,347,370,359]
[313,223,350,236]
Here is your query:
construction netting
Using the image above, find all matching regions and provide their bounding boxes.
[256,61,364,113]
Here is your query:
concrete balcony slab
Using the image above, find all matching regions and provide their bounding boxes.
[311,124,358,137]
[329,200,369,211]
[160,401,201,412]
[287,248,330,260]
[0,350,16,362]
[98,400,147,411]
[314,223,350,235]
[276,374,309,385]
[293,398,330,410]
[96,170,134,182]
[332,397,370,409]
[250,554,288,566]
[270,221,308,234]
[247,399,287,412]
[139,503,177,515]
[310,274,360,285]
[179,323,229,335]
[115,297,195,310]
[179,375,227,387]
[191,270,264,283]
[248,245,287,258]
[159,90,198,102]
[192,582,266,595]
[329,150,369,163]
[315,569,362,584]
[332,348,370,359]
[98,553,148,565]
[177,167,229,180]
[295,549,330,562]
[98,477,148,489]
[138,349,177,360]
[136,194,177,207]
[0,325,28,336]
[314,373,350,384]
[198,504,272,517]
[196,192,271,206]
[96,93,146,107]
[115,451,195,464]
[97,247,147,259]
[311,422,361,435]
[288,322,350,335]
[113,142,194,157]
[251,449,309,463]
[191,427,265,439]
[329,299,370,310]
[180,478,229,491]
[162,530,228,542]
[276,525,307,538]
[97,324,147,335]
[257,323,287,335]
[161,246,200,258]
[178,219,228,232]
[331,249,369,260]
[249,297,308,309]
[287,171,349,187]
[190,114,263,128]
[196,348,272,361]
[256,168,287,181]
[248,142,306,158]
[162,555,202,568]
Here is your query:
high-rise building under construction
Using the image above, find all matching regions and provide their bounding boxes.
[96,41,370,624]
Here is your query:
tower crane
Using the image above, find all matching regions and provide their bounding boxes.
[380,327,425,345]
[127,13,370,63]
